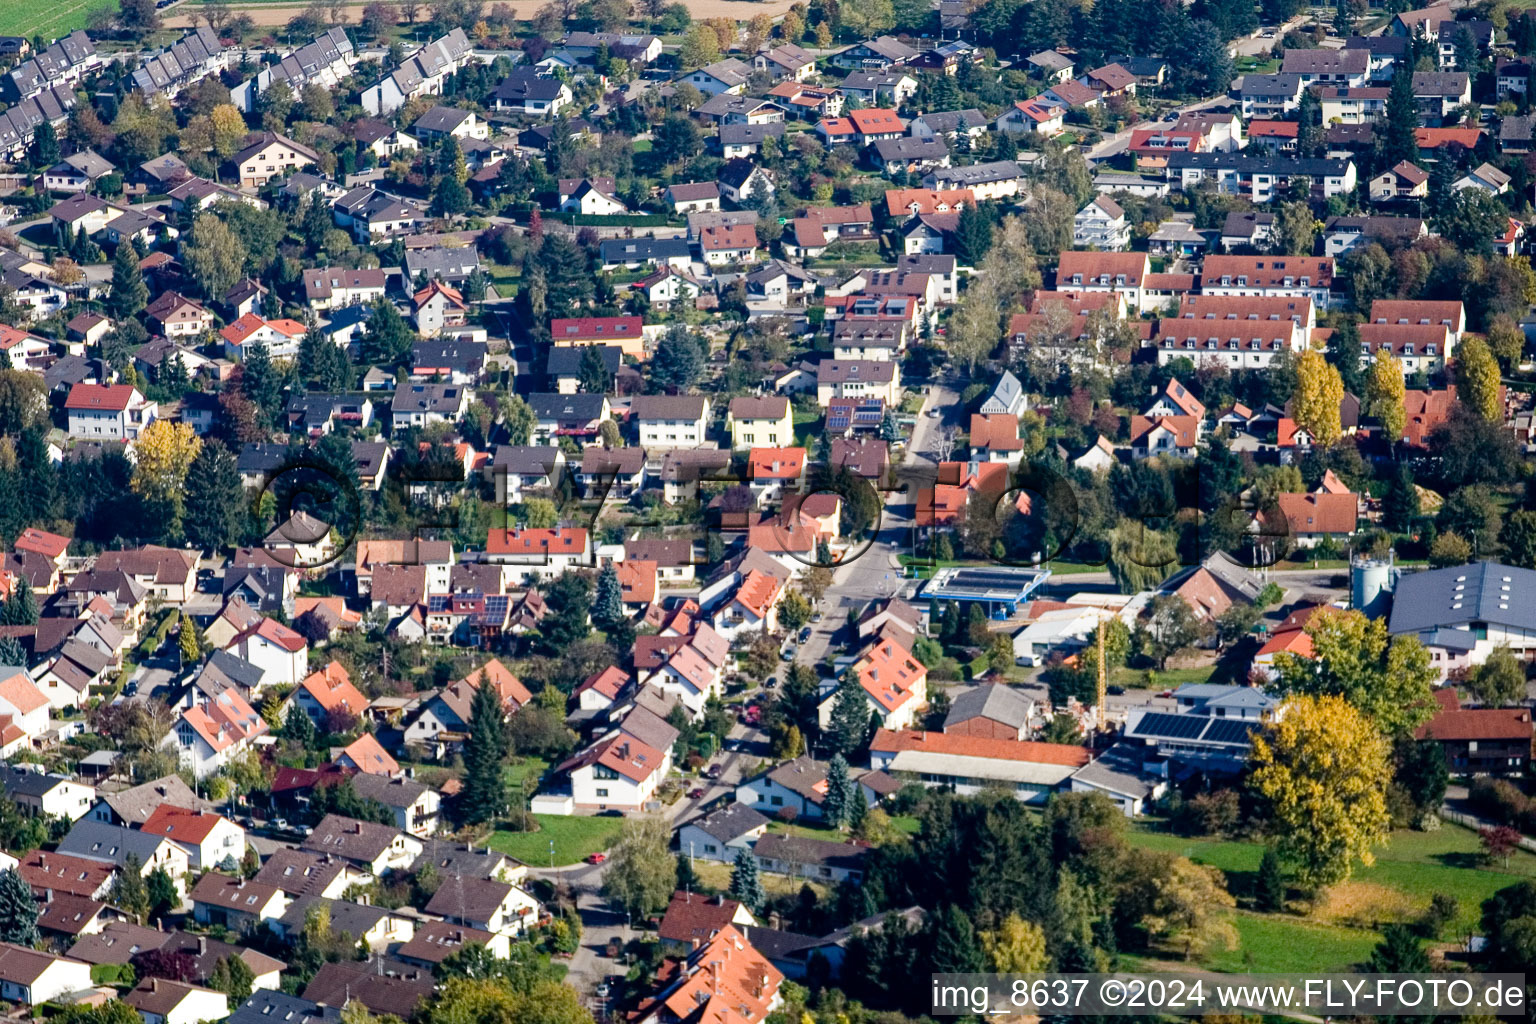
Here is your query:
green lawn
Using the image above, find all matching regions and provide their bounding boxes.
[767,815,919,840]
[505,756,549,789]
[0,0,113,39]
[1110,665,1216,688]
[1127,821,1536,967]
[1206,912,1381,972]
[488,814,626,866]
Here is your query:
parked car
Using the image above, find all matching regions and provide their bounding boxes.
[585,852,607,864]
[596,982,611,999]
[706,763,723,779]
[744,704,761,725]
[798,626,812,643]
[688,787,705,799]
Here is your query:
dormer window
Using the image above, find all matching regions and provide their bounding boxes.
[1426,343,1437,354]
[1404,345,1415,355]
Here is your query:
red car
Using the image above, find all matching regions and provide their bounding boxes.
[689,787,705,799]
[744,705,761,725]
[585,852,607,865]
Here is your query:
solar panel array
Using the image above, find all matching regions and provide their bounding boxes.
[1130,712,1256,747]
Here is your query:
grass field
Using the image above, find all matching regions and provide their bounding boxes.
[694,859,831,899]
[766,816,920,840]
[0,0,113,40]
[489,814,626,865]
[1126,822,1536,969]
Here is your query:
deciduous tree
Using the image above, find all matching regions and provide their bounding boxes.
[1456,334,1503,422]
[1273,607,1436,738]
[978,913,1047,972]
[183,214,247,301]
[1139,857,1238,960]
[1470,645,1527,708]
[1293,349,1344,446]
[602,817,673,919]
[1364,351,1406,444]
[1248,694,1391,893]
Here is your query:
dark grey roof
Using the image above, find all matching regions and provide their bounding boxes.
[197,649,265,691]
[278,896,394,936]
[1221,210,1275,238]
[718,122,785,147]
[1240,72,1303,96]
[599,238,691,264]
[913,109,985,134]
[411,338,487,374]
[228,990,339,1024]
[1346,34,1409,54]
[546,344,621,377]
[1388,561,1536,636]
[348,773,430,810]
[1069,743,1153,799]
[404,247,481,281]
[1411,71,1469,96]
[58,820,174,867]
[1166,153,1351,176]
[684,802,770,844]
[491,445,561,475]
[529,392,606,420]
[411,105,473,133]
[390,383,464,415]
[926,160,1021,186]
[493,69,567,102]
[753,834,871,870]
[410,839,512,877]
[873,137,949,161]
[944,684,1032,731]
[237,443,294,475]
[0,766,77,799]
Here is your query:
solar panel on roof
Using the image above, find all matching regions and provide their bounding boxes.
[1203,719,1257,746]
[1132,712,1208,740]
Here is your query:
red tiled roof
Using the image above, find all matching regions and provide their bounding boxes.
[486,528,589,555]
[549,316,643,341]
[847,107,904,134]
[65,384,138,412]
[852,639,925,712]
[616,559,657,606]
[142,805,230,845]
[299,661,368,716]
[1416,707,1533,742]
[13,528,68,560]
[1269,491,1358,535]
[748,447,806,480]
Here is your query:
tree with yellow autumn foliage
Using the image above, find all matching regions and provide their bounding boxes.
[1293,348,1343,446]
[1364,352,1405,445]
[979,913,1048,971]
[1139,857,1238,960]
[131,419,202,540]
[1456,334,1503,422]
[1248,694,1391,893]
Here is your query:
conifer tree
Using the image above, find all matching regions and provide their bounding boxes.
[461,678,509,824]
[0,868,38,945]
[593,562,625,631]
[729,848,766,914]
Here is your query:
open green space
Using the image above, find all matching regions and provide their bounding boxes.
[1127,821,1536,969]
[0,0,113,40]
[488,813,626,866]
[766,815,920,840]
